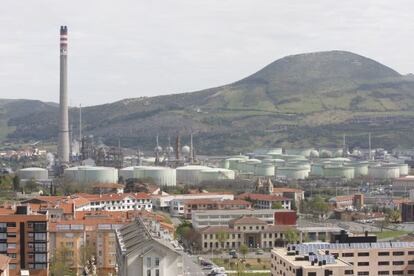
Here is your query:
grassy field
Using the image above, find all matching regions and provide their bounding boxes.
[375,230,410,240]
[211,258,271,271]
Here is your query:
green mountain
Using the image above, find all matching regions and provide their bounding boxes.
[3,50,414,153]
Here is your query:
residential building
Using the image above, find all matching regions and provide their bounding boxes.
[296,227,344,243]
[0,254,11,276]
[0,206,48,276]
[402,202,414,222]
[166,193,234,216]
[92,183,125,194]
[393,176,414,196]
[237,193,291,210]
[196,216,293,252]
[191,209,283,229]
[272,242,414,276]
[329,194,364,210]
[272,187,304,209]
[181,199,251,219]
[116,218,183,276]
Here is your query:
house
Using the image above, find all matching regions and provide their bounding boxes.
[237,193,291,210]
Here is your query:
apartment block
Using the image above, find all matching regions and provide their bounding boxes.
[272,242,414,276]
[0,206,48,276]
[237,193,292,210]
[180,199,251,219]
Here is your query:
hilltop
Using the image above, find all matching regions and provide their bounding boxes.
[2,50,414,153]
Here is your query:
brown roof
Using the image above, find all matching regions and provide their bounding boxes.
[198,226,239,234]
[237,193,289,201]
[92,183,125,189]
[273,188,303,193]
[229,216,267,225]
[0,254,10,271]
[183,199,251,206]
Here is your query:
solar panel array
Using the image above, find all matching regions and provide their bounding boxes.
[309,254,336,265]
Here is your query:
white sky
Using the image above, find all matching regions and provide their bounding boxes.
[0,0,413,106]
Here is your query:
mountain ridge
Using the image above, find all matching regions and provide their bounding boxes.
[2,50,414,153]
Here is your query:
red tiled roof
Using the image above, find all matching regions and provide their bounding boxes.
[183,199,251,206]
[272,188,303,193]
[229,216,267,225]
[237,193,289,201]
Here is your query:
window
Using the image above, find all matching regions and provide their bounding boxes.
[308,273,317,276]
[155,257,159,266]
[34,243,47,252]
[357,272,369,276]
[358,252,369,257]
[0,233,6,240]
[342,253,354,257]
[378,272,389,275]
[0,243,6,251]
[345,270,354,275]
[393,261,404,266]
[409,260,414,265]
[7,243,16,249]
[34,253,47,262]
[379,252,390,256]
[409,251,414,255]
[6,222,16,227]
[8,253,16,258]
[393,251,404,256]
[147,269,151,276]
[147,257,151,267]
[407,271,414,275]
[156,269,160,276]
[9,264,16,270]
[34,233,46,241]
[358,262,369,266]
[379,261,390,266]
[392,271,404,275]
[7,232,16,238]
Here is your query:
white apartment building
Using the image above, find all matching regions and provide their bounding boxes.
[83,193,153,212]
[115,218,183,276]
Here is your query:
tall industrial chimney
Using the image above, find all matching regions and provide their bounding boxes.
[58,26,70,163]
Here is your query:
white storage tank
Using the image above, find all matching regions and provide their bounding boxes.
[134,166,176,186]
[276,166,309,180]
[323,165,354,179]
[261,159,285,167]
[119,166,134,180]
[368,165,400,179]
[244,159,261,173]
[345,162,369,177]
[285,148,313,157]
[17,167,48,180]
[199,168,235,183]
[311,163,328,176]
[320,149,333,158]
[176,165,211,185]
[64,166,118,184]
[397,163,409,176]
[266,148,283,155]
[227,158,245,170]
[309,150,320,158]
[254,164,275,177]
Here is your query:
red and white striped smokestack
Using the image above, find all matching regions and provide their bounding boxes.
[58,26,70,163]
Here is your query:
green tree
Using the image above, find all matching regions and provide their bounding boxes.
[12,175,20,192]
[388,210,401,223]
[272,202,283,209]
[50,246,75,276]
[309,196,329,216]
[79,242,96,269]
[239,244,248,259]
[216,230,229,251]
[24,178,39,193]
[283,229,300,244]
[175,221,192,240]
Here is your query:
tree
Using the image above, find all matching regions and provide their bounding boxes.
[388,210,401,223]
[283,229,300,244]
[239,244,248,259]
[12,175,20,192]
[216,230,229,251]
[175,221,192,240]
[272,202,283,209]
[79,242,96,269]
[50,246,75,276]
[290,200,297,211]
[309,196,329,217]
[24,178,39,193]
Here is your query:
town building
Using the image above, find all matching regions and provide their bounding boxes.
[191,209,284,229]
[272,187,305,209]
[401,202,414,222]
[237,193,291,210]
[393,176,414,196]
[92,183,125,194]
[115,218,183,276]
[197,216,293,252]
[180,199,251,219]
[328,194,364,210]
[272,242,414,276]
[0,206,48,276]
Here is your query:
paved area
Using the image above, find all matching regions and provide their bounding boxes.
[182,252,206,276]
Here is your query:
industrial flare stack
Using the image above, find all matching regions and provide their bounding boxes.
[58,26,70,163]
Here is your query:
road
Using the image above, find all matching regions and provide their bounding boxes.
[182,252,206,276]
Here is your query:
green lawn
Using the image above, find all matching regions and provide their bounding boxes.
[375,230,410,240]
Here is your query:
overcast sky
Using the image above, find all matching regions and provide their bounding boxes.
[1,0,413,106]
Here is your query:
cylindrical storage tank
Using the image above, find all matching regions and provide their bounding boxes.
[345,162,369,177]
[119,166,134,180]
[310,150,320,158]
[276,166,309,180]
[285,148,313,157]
[64,166,118,184]
[17,167,48,180]
[176,165,211,185]
[135,167,176,186]
[221,159,230,169]
[368,165,400,179]
[199,168,235,183]
[227,158,245,170]
[310,163,327,176]
[244,159,261,174]
[261,159,285,167]
[266,148,283,155]
[323,165,354,179]
[320,149,333,158]
[281,155,307,162]
[333,149,344,158]
[397,163,409,176]
[329,157,351,164]
[254,164,275,177]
